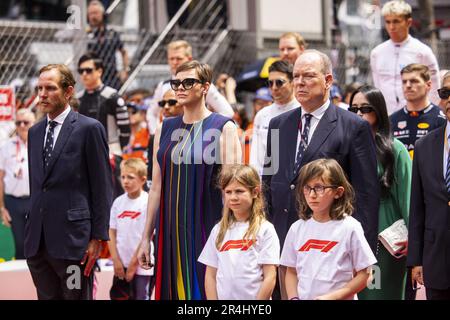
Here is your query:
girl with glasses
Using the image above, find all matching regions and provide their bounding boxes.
[349,85,412,300]
[137,61,241,300]
[281,158,376,300]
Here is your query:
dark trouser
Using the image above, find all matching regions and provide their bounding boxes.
[404,267,415,300]
[426,288,450,300]
[26,237,94,300]
[4,194,30,259]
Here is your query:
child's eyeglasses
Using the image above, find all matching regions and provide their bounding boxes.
[158,99,178,107]
[348,105,375,114]
[438,88,450,100]
[303,185,337,196]
[170,78,202,91]
[267,79,287,89]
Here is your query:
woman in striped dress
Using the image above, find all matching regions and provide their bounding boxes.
[137,61,241,299]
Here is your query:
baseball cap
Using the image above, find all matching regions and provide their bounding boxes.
[254,87,272,102]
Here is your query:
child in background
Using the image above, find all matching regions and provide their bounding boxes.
[109,158,154,300]
[281,158,376,300]
[198,164,280,300]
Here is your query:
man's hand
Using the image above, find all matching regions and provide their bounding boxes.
[137,240,152,269]
[0,208,11,228]
[81,239,103,277]
[126,263,137,282]
[411,266,424,286]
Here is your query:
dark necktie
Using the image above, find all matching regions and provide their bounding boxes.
[446,142,450,194]
[294,114,312,175]
[43,120,58,170]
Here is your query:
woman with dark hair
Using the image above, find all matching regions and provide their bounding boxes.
[348,85,412,300]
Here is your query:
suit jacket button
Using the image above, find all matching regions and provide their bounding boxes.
[284,209,288,213]
[43,188,47,192]
[39,208,43,213]
[290,184,295,190]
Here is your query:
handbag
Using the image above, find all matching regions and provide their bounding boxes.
[378,219,408,259]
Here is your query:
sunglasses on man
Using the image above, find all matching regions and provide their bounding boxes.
[158,99,178,107]
[170,78,203,91]
[348,105,375,114]
[15,120,31,126]
[267,79,287,89]
[77,67,95,75]
[438,88,450,100]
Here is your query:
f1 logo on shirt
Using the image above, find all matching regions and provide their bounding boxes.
[118,211,141,219]
[220,239,255,252]
[299,239,338,253]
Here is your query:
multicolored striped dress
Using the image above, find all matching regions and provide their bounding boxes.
[154,113,232,300]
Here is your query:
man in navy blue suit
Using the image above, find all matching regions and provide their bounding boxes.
[25,64,112,300]
[262,50,379,299]
[407,72,450,299]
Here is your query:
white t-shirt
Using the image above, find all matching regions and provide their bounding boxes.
[198,220,280,300]
[280,216,376,300]
[109,191,153,276]
[0,136,29,197]
[250,99,300,175]
[370,35,440,115]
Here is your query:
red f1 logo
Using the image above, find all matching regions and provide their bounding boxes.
[219,240,256,252]
[118,211,142,219]
[299,239,338,253]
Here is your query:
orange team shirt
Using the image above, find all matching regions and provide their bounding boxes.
[122,127,150,163]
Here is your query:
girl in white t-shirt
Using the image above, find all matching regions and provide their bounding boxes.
[198,164,280,300]
[281,158,377,300]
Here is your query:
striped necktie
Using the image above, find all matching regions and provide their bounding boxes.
[294,113,312,175]
[446,142,450,194]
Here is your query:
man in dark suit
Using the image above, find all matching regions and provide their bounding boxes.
[407,72,450,300]
[25,64,112,300]
[262,50,379,298]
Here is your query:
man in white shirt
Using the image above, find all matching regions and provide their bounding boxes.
[146,40,234,134]
[370,0,440,115]
[250,60,299,175]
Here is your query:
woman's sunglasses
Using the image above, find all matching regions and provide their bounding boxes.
[348,105,375,114]
[438,88,450,100]
[169,78,202,91]
[158,99,178,107]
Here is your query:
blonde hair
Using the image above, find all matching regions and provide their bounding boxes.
[120,158,147,178]
[381,1,412,19]
[167,40,192,58]
[296,159,354,221]
[280,32,307,49]
[216,165,266,250]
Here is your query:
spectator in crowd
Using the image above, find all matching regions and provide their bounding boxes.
[370,0,440,115]
[0,109,35,259]
[86,0,130,90]
[159,88,183,119]
[349,85,412,300]
[279,32,306,65]
[281,159,376,300]
[76,52,131,156]
[198,164,279,300]
[250,60,299,176]
[215,73,238,106]
[122,101,149,163]
[262,50,379,299]
[146,40,234,135]
[343,82,362,106]
[330,83,347,110]
[390,64,446,159]
[137,61,241,300]
[109,158,153,300]
[25,64,112,300]
[232,105,252,164]
[252,87,273,119]
[438,69,450,110]
[407,71,450,300]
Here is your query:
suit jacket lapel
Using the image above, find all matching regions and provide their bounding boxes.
[284,108,302,179]
[433,125,446,190]
[32,119,47,183]
[301,104,337,165]
[44,110,76,181]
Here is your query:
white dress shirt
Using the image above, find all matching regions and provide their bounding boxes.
[44,106,71,150]
[250,99,300,175]
[443,121,450,179]
[370,35,441,115]
[295,100,330,162]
